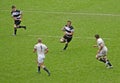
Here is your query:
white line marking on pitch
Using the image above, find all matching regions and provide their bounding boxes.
[1,10,120,17]
[27,35,111,40]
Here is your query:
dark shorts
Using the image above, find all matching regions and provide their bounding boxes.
[63,35,72,43]
[14,20,21,25]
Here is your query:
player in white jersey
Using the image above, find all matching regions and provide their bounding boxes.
[93,34,113,68]
[33,38,50,76]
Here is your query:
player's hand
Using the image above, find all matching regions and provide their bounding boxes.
[64,32,67,35]
[19,19,22,21]
[14,17,17,20]
[93,45,97,47]
[97,50,100,54]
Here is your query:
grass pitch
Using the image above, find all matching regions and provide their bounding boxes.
[0,0,120,83]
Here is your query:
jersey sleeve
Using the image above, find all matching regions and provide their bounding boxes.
[71,26,74,32]
[43,44,48,49]
[34,45,37,49]
[62,25,66,30]
[11,11,14,17]
[97,40,103,46]
[71,29,74,32]
[20,11,22,15]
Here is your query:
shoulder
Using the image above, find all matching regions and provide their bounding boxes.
[42,43,47,48]
[34,44,38,47]
[97,38,103,43]
[98,38,103,41]
[35,43,40,46]
[11,11,13,13]
[16,10,21,12]
[70,26,74,29]
[42,43,47,46]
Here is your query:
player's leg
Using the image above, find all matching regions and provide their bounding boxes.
[39,58,50,76]
[96,55,106,63]
[16,20,26,30]
[37,58,41,73]
[103,56,113,68]
[60,37,66,43]
[102,50,113,68]
[13,23,17,35]
[63,42,68,50]
[63,37,72,50]
[13,20,20,35]
[40,62,50,76]
[37,63,41,73]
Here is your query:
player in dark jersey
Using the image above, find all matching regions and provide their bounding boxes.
[11,5,26,36]
[60,20,74,50]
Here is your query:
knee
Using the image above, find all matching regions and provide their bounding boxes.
[41,65,45,68]
[60,38,65,43]
[96,55,99,60]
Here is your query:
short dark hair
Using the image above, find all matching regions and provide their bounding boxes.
[38,38,42,42]
[12,5,16,9]
[95,34,100,39]
[67,20,72,23]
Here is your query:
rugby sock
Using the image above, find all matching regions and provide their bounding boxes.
[19,26,26,29]
[106,60,112,66]
[38,66,40,72]
[43,67,50,76]
[63,43,68,50]
[14,28,17,35]
[99,58,106,63]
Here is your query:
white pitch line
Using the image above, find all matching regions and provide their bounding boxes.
[1,9,120,17]
[27,34,111,40]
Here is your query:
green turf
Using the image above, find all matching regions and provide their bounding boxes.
[0,0,120,83]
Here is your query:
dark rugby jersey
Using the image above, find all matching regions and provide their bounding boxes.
[11,10,22,20]
[64,25,74,37]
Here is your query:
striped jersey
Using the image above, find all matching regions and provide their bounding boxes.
[11,10,22,20]
[63,25,74,37]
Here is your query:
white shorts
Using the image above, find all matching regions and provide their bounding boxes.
[97,50,107,57]
[38,57,44,63]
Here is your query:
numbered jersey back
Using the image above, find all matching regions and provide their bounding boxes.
[34,43,47,55]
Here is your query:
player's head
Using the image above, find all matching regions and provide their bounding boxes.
[38,38,42,43]
[12,5,16,11]
[67,20,72,26]
[95,34,100,39]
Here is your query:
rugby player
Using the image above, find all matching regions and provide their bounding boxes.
[60,20,74,50]
[93,34,113,68]
[11,5,26,36]
[33,38,50,76]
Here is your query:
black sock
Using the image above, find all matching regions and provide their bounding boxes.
[43,67,50,75]
[14,28,17,35]
[107,60,112,66]
[19,26,26,28]
[38,66,40,72]
[99,58,106,63]
[63,43,68,50]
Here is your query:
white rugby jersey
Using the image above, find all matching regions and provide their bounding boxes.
[34,43,47,58]
[97,38,107,50]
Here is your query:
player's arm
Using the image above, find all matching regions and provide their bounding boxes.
[12,16,17,20]
[33,48,37,53]
[97,43,103,53]
[93,45,98,47]
[19,11,22,21]
[65,29,74,35]
[66,31,74,35]
[45,48,48,54]
[11,12,17,20]
[61,27,65,32]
